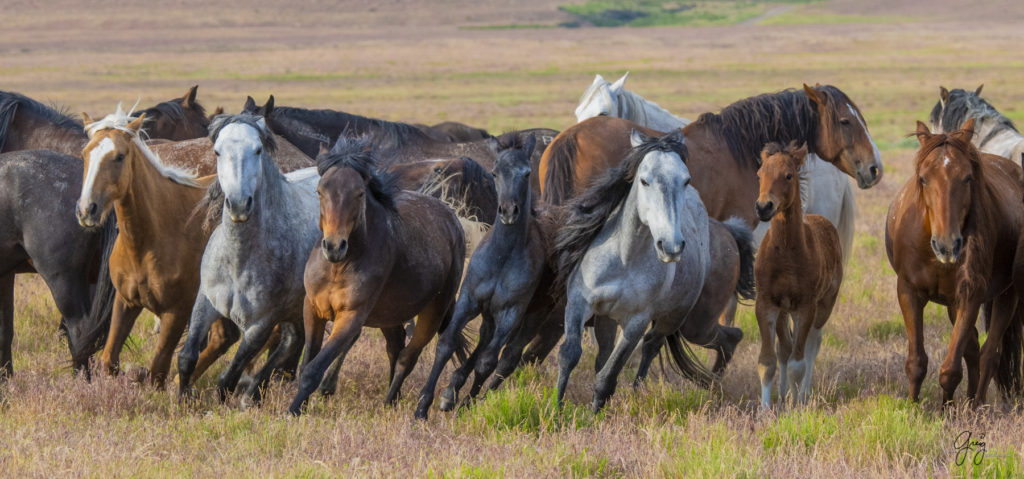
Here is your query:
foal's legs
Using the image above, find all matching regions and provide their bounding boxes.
[521,311,565,365]
[466,304,529,401]
[756,301,780,409]
[0,273,14,379]
[416,292,482,419]
[776,312,793,404]
[592,315,649,412]
[99,297,142,377]
[441,312,492,411]
[897,279,928,401]
[490,309,548,391]
[786,306,817,403]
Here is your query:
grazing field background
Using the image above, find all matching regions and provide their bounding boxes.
[2,0,1024,477]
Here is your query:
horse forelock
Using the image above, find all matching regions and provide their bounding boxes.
[318,136,399,212]
[209,113,277,153]
[88,106,199,186]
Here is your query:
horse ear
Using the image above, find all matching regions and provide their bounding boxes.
[487,136,501,156]
[939,86,950,106]
[212,106,224,116]
[915,121,932,145]
[954,117,976,143]
[803,84,825,106]
[264,95,275,115]
[975,84,984,96]
[126,113,146,133]
[794,142,809,165]
[318,142,330,157]
[182,85,198,108]
[80,112,94,127]
[629,129,648,148]
[243,96,256,112]
[593,74,605,85]
[610,72,629,92]
[522,134,537,159]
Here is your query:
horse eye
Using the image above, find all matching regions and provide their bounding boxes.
[214,150,220,157]
[840,118,851,125]
[255,147,262,155]
[786,173,793,180]
[115,153,125,162]
[640,178,649,187]
[919,177,927,186]
[964,175,973,184]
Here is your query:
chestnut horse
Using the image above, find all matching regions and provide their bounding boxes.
[76,110,233,387]
[754,142,843,408]
[886,119,1024,405]
[288,137,465,415]
[539,84,883,226]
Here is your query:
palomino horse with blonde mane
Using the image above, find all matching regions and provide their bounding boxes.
[76,109,233,387]
[574,74,857,263]
[754,142,843,408]
[886,118,1024,405]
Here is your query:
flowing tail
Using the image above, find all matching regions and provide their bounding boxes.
[995,308,1024,398]
[721,217,756,301]
[665,334,715,389]
[71,216,119,364]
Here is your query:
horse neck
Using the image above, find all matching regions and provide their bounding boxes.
[491,187,533,251]
[619,90,687,131]
[973,116,1023,154]
[115,148,202,251]
[769,188,807,249]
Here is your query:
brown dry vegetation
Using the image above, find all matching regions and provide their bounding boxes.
[2,1,1024,477]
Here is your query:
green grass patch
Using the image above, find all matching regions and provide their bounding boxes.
[761,406,840,452]
[839,395,945,467]
[563,449,620,478]
[868,319,905,342]
[660,423,760,478]
[456,383,596,435]
[560,1,765,28]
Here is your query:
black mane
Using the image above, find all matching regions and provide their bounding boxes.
[691,87,824,167]
[317,135,400,212]
[554,132,688,292]
[0,90,83,151]
[929,88,1018,144]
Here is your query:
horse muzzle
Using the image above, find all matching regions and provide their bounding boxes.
[655,238,685,263]
[930,235,963,264]
[225,195,254,223]
[321,237,349,263]
[497,203,520,225]
[855,161,883,189]
[754,200,776,222]
[76,202,103,229]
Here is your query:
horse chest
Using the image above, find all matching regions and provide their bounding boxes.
[110,249,181,310]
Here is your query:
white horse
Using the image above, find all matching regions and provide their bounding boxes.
[575,73,856,263]
[555,130,712,411]
[177,114,320,405]
[930,85,1024,163]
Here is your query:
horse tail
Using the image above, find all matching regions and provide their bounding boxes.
[417,164,491,260]
[664,332,715,389]
[995,308,1024,398]
[541,133,579,206]
[722,217,756,301]
[72,216,119,363]
[837,180,856,265]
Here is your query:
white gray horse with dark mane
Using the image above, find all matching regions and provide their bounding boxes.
[554,129,715,411]
[177,113,319,405]
[575,73,856,262]
[930,85,1024,162]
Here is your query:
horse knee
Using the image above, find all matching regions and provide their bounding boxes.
[905,355,928,385]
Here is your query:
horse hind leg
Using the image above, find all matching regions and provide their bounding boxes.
[466,304,530,402]
[948,305,980,402]
[385,298,452,406]
[633,328,664,388]
[382,326,407,384]
[0,273,14,380]
[710,324,744,376]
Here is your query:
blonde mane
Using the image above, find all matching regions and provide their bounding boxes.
[86,103,199,186]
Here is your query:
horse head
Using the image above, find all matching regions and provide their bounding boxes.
[804,84,883,189]
[77,110,147,229]
[491,133,536,225]
[209,114,277,223]
[574,72,628,122]
[630,128,689,263]
[913,118,979,264]
[756,141,808,222]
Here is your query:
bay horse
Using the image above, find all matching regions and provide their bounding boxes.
[288,137,465,415]
[130,85,210,141]
[573,74,856,263]
[886,118,1024,405]
[178,114,318,405]
[75,109,234,387]
[930,85,1024,162]
[554,129,712,411]
[540,84,883,230]
[414,135,554,419]
[240,95,557,175]
[754,142,843,408]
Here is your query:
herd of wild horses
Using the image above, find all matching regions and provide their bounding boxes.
[1,77,1023,418]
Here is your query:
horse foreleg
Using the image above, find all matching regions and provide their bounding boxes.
[897,279,928,402]
[300,297,324,373]
[99,297,142,377]
[940,299,982,405]
[0,273,14,380]
[467,304,528,402]
[490,310,546,391]
[593,314,617,373]
[416,292,482,419]
[556,294,591,407]
[177,294,222,396]
[243,320,303,407]
[192,318,240,384]
[775,311,793,404]
[756,300,780,409]
[289,311,364,416]
[382,326,406,384]
[787,306,817,404]
[386,298,453,406]
[441,312,492,411]
[592,314,648,412]
[149,309,189,388]
[947,305,980,402]
[633,327,664,387]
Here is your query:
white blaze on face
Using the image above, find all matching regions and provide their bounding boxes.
[847,103,882,167]
[79,137,115,211]
[943,155,951,168]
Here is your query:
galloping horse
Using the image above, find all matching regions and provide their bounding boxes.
[76,109,233,387]
[930,85,1024,162]
[414,135,554,419]
[574,74,856,262]
[886,119,1024,405]
[178,114,318,404]
[554,129,711,411]
[541,84,882,230]
[754,142,843,408]
[288,137,465,415]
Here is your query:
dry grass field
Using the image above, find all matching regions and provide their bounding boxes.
[2,0,1024,477]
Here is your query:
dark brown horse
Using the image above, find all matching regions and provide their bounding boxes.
[886,118,1024,405]
[288,137,465,415]
[538,85,884,227]
[386,156,497,224]
[130,85,210,141]
[754,142,843,408]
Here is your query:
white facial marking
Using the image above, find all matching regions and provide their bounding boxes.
[847,103,881,164]
[79,137,115,210]
[943,155,951,167]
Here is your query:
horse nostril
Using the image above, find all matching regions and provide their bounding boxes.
[679,240,685,252]
[511,205,519,216]
[656,239,664,251]
[322,238,331,251]
[953,238,963,252]
[870,165,879,178]
[88,203,98,215]
[244,196,253,211]
[765,201,774,211]
[338,239,347,250]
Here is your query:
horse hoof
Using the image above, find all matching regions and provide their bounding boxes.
[237,375,254,393]
[239,396,255,411]
[126,365,149,384]
[591,398,606,413]
[439,388,457,412]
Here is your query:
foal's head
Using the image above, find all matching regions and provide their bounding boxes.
[315,137,397,262]
[755,141,808,222]
[209,114,278,223]
[491,133,536,225]
[77,110,148,228]
[574,73,628,122]
[913,118,979,264]
[630,129,690,263]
